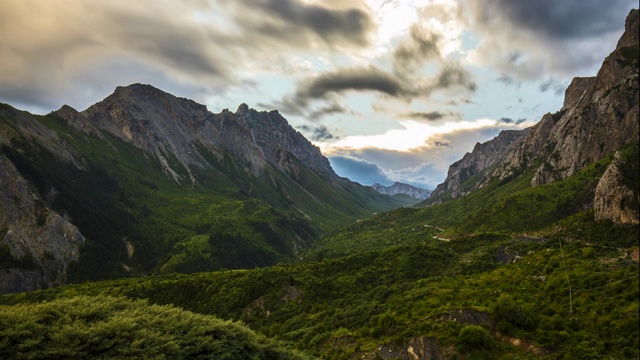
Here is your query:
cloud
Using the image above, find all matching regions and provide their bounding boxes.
[299,125,336,141]
[308,102,351,120]
[538,79,567,95]
[231,0,375,48]
[324,117,534,189]
[462,0,636,79]
[392,24,441,76]
[498,117,527,125]
[0,0,377,113]
[277,62,475,115]
[496,73,521,88]
[402,111,462,122]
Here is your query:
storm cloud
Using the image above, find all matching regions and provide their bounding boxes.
[462,0,636,79]
[299,125,336,142]
[231,0,375,47]
[0,0,377,113]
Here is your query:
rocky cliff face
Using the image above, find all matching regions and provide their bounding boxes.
[372,182,431,200]
[236,104,337,182]
[427,129,528,201]
[74,84,268,184]
[428,9,639,205]
[0,105,88,294]
[0,155,85,294]
[63,84,341,187]
[594,151,639,225]
[494,9,639,187]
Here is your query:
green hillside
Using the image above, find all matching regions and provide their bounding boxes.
[0,107,406,280]
[2,142,638,359]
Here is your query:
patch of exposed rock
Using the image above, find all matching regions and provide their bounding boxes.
[594,151,639,225]
[0,156,85,294]
[366,337,456,360]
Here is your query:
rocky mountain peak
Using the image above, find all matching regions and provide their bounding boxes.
[562,77,595,110]
[617,9,639,49]
[236,104,337,181]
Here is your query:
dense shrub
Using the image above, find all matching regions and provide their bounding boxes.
[457,325,493,352]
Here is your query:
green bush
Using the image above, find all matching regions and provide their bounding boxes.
[0,296,309,360]
[457,325,493,352]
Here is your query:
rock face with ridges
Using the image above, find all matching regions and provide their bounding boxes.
[77,84,268,184]
[499,9,639,187]
[594,151,639,225]
[372,182,431,200]
[70,84,342,187]
[0,156,85,294]
[236,104,337,181]
[427,129,528,202]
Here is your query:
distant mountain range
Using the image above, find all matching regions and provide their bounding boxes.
[371,182,431,200]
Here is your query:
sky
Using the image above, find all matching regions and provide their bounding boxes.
[0,0,636,189]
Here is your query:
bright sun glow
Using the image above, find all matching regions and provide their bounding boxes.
[319,118,503,153]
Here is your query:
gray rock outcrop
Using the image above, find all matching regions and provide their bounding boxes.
[594,151,639,225]
[0,156,85,294]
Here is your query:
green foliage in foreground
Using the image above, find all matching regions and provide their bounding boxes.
[4,228,638,359]
[0,295,309,360]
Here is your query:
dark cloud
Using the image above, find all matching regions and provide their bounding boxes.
[0,0,377,113]
[498,117,527,125]
[462,0,636,79]
[298,125,336,141]
[403,111,462,122]
[434,141,450,148]
[308,102,350,120]
[392,24,441,76]
[436,64,477,92]
[277,63,475,115]
[539,79,567,95]
[496,73,521,87]
[479,0,633,40]
[233,0,375,47]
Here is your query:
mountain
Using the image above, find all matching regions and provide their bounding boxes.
[371,182,431,200]
[0,9,637,360]
[0,87,407,294]
[423,9,639,209]
[426,129,529,203]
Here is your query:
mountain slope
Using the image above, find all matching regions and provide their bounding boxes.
[423,9,639,206]
[0,87,406,293]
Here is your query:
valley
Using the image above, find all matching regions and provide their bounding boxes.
[0,7,638,360]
